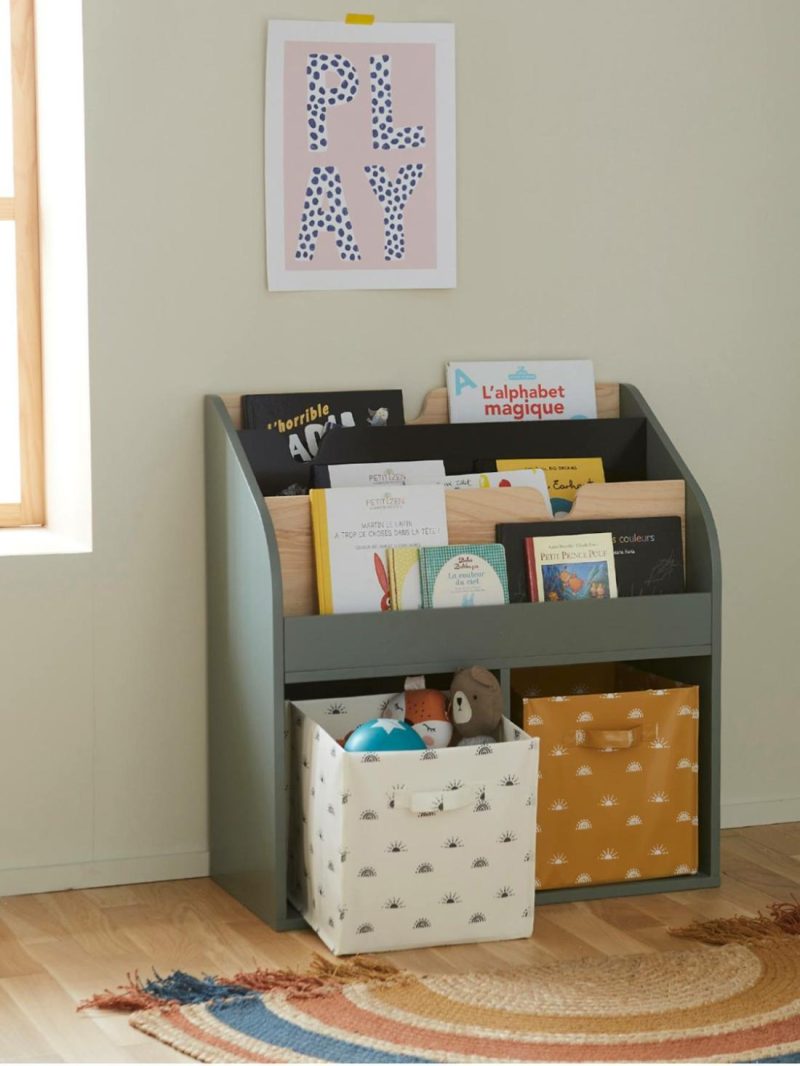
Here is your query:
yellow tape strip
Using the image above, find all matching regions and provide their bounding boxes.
[345,12,375,24]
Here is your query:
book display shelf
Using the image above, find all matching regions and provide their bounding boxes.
[205,383,721,931]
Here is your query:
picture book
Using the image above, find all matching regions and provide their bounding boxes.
[314,459,445,489]
[419,544,509,609]
[239,429,315,497]
[309,485,448,615]
[496,457,605,514]
[387,547,423,611]
[442,468,552,513]
[528,532,617,603]
[241,389,404,458]
[497,517,684,603]
[446,360,596,423]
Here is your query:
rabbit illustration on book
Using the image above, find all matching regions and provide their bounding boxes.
[374,553,391,611]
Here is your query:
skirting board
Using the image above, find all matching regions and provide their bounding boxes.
[0,850,210,898]
[2,801,799,897]
[721,797,800,829]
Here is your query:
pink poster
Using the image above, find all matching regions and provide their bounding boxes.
[266,21,456,291]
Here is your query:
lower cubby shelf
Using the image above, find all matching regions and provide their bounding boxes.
[283,594,713,683]
[536,870,719,905]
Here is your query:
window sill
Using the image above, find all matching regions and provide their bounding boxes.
[0,526,91,558]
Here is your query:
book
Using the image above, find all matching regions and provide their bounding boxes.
[239,429,316,496]
[387,547,424,611]
[446,360,596,423]
[419,544,509,609]
[497,517,684,603]
[241,390,404,476]
[528,532,617,603]
[496,457,605,514]
[314,459,445,489]
[309,485,448,615]
[442,468,552,514]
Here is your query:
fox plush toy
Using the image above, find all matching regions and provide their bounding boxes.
[382,683,453,749]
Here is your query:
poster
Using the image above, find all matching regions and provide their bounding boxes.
[265,21,456,291]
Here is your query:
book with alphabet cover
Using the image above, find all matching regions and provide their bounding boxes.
[240,390,404,495]
[497,517,684,603]
[446,360,596,422]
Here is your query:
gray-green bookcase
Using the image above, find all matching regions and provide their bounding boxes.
[205,385,721,930]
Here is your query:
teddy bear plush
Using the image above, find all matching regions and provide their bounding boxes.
[448,666,504,746]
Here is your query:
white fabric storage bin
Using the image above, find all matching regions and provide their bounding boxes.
[288,694,539,956]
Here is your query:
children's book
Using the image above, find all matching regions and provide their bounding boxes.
[387,547,424,611]
[309,485,448,615]
[419,544,509,609]
[314,459,445,489]
[528,532,617,603]
[442,468,552,514]
[446,360,596,423]
[495,457,605,514]
[242,389,404,456]
[497,517,684,603]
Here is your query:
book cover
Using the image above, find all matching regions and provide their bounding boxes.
[419,544,509,609]
[446,360,596,423]
[241,390,404,467]
[309,485,448,615]
[496,457,605,514]
[315,459,445,489]
[531,532,617,603]
[387,547,423,611]
[499,517,684,603]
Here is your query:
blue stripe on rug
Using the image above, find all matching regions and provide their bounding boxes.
[749,1057,800,1063]
[207,995,434,1063]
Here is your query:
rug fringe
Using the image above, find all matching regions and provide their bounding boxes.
[78,972,175,1013]
[224,953,404,999]
[670,897,800,945]
[79,953,402,1013]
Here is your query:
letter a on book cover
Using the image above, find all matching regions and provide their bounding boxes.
[447,360,597,423]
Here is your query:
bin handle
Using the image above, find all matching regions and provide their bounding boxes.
[579,727,641,750]
[393,788,475,815]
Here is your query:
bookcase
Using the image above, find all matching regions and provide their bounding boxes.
[205,383,721,931]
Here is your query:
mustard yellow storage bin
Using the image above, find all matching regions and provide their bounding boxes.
[512,664,698,890]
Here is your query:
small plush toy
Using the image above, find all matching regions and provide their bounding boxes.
[344,719,426,753]
[381,676,453,749]
[449,666,504,746]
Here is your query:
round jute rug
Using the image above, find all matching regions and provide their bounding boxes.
[117,939,800,1062]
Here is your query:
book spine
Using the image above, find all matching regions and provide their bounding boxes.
[419,548,433,609]
[309,490,334,615]
[524,539,539,603]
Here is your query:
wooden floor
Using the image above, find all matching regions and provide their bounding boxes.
[1,822,799,1063]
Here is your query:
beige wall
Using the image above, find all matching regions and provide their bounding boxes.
[1,0,799,892]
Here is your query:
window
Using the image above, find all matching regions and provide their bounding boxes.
[0,0,43,527]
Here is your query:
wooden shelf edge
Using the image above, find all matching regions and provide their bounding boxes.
[221,382,621,431]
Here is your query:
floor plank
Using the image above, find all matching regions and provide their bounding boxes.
[0,822,797,1062]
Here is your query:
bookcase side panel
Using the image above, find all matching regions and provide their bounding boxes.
[205,396,302,930]
[619,385,721,886]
